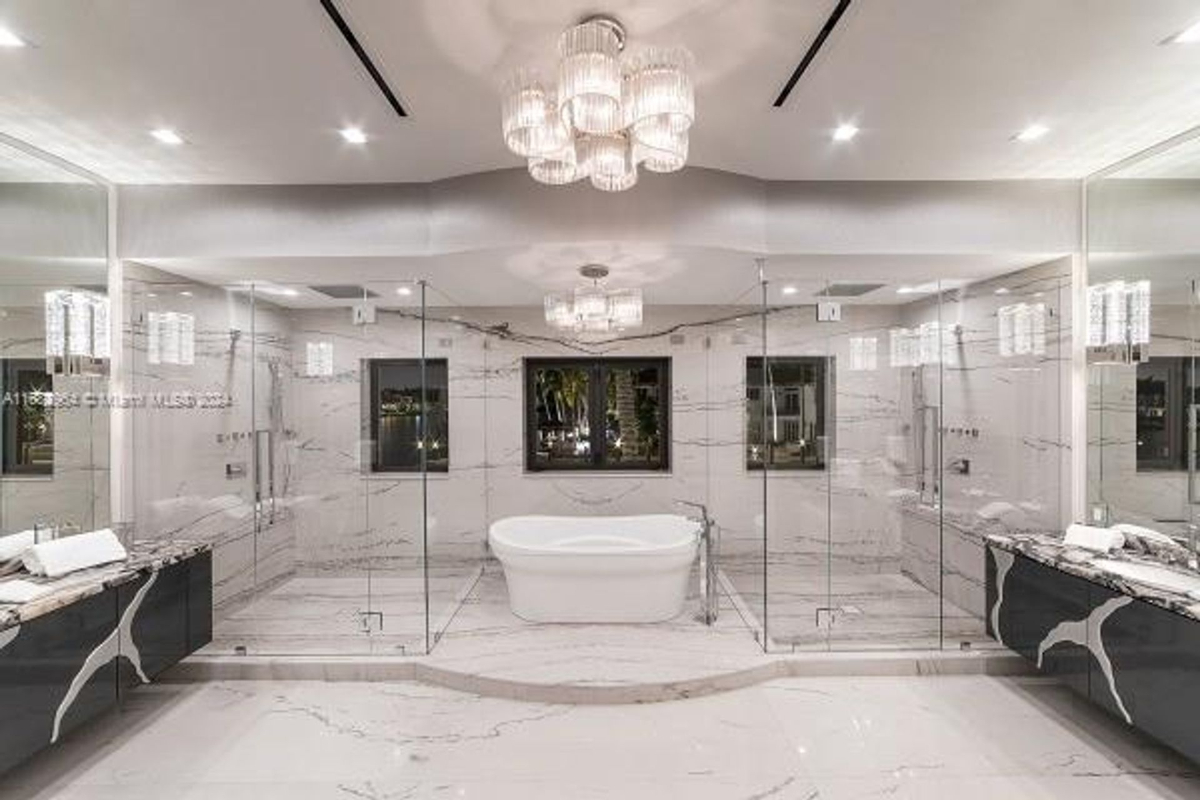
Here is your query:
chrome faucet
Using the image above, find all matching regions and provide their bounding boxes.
[675,500,719,625]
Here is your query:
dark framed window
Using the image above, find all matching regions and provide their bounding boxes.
[526,357,670,472]
[746,356,831,470]
[1136,356,1200,472]
[2,359,54,475]
[368,358,448,473]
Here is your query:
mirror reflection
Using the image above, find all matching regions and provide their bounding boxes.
[0,139,109,563]
[1087,133,1200,553]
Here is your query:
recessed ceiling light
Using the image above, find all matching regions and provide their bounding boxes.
[1167,20,1200,43]
[396,286,413,296]
[1013,124,1049,142]
[832,124,859,142]
[340,127,368,144]
[0,25,26,47]
[150,128,184,145]
[897,281,945,296]
[994,287,1010,295]
[781,285,799,296]
[256,285,299,297]
[179,291,194,297]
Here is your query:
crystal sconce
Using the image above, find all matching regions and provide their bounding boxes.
[1087,280,1149,364]
[147,311,195,366]
[44,289,110,376]
[997,302,1046,358]
[305,341,334,377]
[848,336,878,371]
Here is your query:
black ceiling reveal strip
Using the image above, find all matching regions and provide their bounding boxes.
[772,0,852,108]
[319,0,408,118]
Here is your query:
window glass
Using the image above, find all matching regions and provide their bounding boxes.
[1135,356,1199,471]
[604,364,665,468]
[527,358,670,471]
[746,356,829,470]
[1,358,54,475]
[369,358,448,472]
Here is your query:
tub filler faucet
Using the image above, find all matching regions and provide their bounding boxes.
[675,500,719,625]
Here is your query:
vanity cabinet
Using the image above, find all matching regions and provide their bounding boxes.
[1098,587,1200,763]
[986,548,1093,697]
[0,549,212,776]
[0,590,118,774]
[987,545,1200,764]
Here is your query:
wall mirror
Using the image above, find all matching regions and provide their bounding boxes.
[0,138,110,542]
[1087,129,1200,545]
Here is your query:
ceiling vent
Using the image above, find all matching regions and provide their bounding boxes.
[814,282,884,298]
[308,285,379,300]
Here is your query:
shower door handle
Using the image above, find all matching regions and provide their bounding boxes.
[918,405,941,506]
[253,429,276,525]
[1189,405,1198,506]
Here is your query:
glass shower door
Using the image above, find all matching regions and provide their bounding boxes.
[757,271,953,652]
[822,276,945,651]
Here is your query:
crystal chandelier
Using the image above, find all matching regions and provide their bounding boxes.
[545,265,643,333]
[501,16,694,192]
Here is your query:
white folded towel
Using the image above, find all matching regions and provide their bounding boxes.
[1064,523,1125,553]
[0,579,55,604]
[21,529,127,579]
[0,530,36,562]
[1110,523,1175,546]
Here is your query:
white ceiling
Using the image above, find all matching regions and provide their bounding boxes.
[136,249,1061,308]
[2,0,1200,183]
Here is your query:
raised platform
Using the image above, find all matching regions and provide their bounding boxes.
[175,567,1027,703]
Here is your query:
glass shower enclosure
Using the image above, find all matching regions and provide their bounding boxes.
[124,254,1068,657]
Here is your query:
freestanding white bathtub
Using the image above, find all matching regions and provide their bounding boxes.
[489,515,701,623]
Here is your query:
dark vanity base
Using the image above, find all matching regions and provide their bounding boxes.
[0,550,212,776]
[987,545,1200,764]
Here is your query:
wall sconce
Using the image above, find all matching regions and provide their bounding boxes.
[997,302,1046,358]
[44,289,110,376]
[306,341,334,377]
[889,322,942,367]
[147,311,195,366]
[1087,280,1149,364]
[848,336,877,371]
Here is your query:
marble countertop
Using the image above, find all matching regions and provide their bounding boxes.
[986,531,1200,622]
[0,539,211,633]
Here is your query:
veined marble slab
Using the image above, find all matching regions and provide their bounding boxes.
[0,540,210,632]
[987,531,1200,621]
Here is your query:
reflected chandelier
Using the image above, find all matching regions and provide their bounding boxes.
[545,264,643,333]
[500,15,695,191]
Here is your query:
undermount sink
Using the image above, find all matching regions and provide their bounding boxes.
[1092,559,1200,595]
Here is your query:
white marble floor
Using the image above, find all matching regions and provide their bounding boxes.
[2,675,1196,799]
[719,556,989,652]
[195,563,1000,699]
[760,570,987,652]
[204,566,479,657]
[425,568,764,689]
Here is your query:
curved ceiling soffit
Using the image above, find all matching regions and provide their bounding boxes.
[117,166,1078,261]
